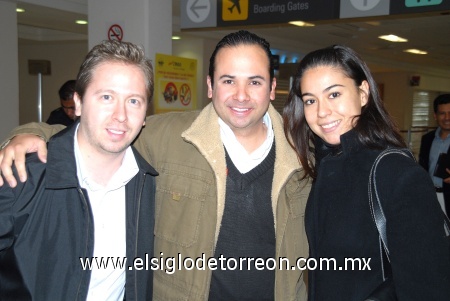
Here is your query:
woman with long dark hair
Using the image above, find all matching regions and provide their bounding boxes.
[283,44,450,300]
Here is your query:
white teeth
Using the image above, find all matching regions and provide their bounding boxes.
[109,129,124,134]
[233,107,249,112]
[322,120,339,129]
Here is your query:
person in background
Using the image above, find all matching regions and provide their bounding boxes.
[419,93,450,216]
[283,44,450,300]
[46,79,77,126]
[0,30,311,300]
[0,40,157,300]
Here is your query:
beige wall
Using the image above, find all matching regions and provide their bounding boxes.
[18,41,88,125]
[373,72,450,131]
[373,72,414,131]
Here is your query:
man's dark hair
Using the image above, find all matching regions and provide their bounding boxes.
[433,94,450,113]
[208,30,274,88]
[58,80,76,101]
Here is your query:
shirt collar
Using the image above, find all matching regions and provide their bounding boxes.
[436,127,450,140]
[218,112,274,173]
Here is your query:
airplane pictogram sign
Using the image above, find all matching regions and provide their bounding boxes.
[222,0,248,21]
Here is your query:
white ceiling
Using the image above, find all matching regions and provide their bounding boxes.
[16,1,450,78]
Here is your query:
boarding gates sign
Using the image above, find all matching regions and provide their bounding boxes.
[181,0,450,29]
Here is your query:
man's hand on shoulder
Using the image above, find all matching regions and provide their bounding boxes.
[0,134,48,187]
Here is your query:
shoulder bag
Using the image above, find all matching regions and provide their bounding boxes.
[364,148,450,301]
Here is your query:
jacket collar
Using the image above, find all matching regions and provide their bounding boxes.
[45,120,158,189]
[182,102,301,176]
[316,128,362,160]
[181,103,224,168]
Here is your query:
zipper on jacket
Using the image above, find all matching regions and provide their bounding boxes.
[76,188,92,300]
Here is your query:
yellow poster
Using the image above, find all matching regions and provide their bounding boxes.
[154,53,197,114]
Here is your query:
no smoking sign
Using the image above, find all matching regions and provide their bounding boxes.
[108,24,123,41]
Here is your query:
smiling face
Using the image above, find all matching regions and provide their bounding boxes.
[435,103,450,137]
[74,61,147,158]
[301,65,369,145]
[207,44,276,138]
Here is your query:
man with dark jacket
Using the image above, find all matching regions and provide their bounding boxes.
[0,40,157,300]
[419,93,450,216]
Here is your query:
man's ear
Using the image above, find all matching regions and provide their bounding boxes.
[207,76,213,99]
[74,93,82,117]
[270,77,277,101]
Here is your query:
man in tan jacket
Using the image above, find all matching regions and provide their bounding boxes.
[0,30,310,300]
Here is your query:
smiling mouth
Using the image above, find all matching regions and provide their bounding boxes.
[321,120,340,129]
[108,129,126,135]
[231,107,251,112]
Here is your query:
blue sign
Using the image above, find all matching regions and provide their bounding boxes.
[405,0,443,7]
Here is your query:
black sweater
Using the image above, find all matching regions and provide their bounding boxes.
[209,144,276,301]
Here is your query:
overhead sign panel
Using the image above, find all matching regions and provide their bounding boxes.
[340,0,390,18]
[180,0,450,29]
[216,0,339,27]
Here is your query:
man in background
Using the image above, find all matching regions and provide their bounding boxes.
[46,79,77,126]
[419,93,450,216]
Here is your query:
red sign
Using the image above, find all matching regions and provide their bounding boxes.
[108,24,123,41]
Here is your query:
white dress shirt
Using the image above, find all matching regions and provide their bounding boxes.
[74,125,139,301]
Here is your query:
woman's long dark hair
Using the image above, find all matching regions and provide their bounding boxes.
[283,45,406,178]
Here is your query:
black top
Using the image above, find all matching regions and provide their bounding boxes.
[46,107,74,126]
[306,129,450,301]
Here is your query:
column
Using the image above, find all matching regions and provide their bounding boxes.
[0,0,19,141]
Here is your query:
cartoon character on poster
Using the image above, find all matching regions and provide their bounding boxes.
[163,82,178,103]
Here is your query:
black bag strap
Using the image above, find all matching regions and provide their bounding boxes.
[369,148,450,280]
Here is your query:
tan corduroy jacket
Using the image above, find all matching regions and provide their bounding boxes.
[6,103,311,301]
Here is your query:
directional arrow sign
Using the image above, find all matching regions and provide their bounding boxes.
[181,0,217,29]
[187,0,211,23]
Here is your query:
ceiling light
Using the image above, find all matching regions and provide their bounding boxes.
[16,8,25,13]
[403,49,427,55]
[289,21,315,27]
[75,20,88,25]
[378,34,407,42]
[172,36,181,40]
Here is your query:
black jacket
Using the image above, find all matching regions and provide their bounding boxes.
[0,122,158,300]
[46,107,75,126]
[306,130,450,301]
[419,129,450,214]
